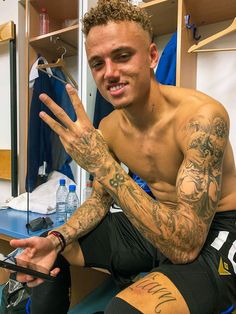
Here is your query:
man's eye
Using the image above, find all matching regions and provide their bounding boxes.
[91,62,103,69]
[117,53,130,61]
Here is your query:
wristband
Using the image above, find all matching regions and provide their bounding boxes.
[48,231,66,253]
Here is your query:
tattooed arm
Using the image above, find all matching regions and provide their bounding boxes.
[9,179,113,286]
[49,179,113,249]
[39,86,229,263]
[100,111,229,264]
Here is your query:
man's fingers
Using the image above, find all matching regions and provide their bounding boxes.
[39,93,74,130]
[66,84,91,124]
[10,238,29,249]
[26,277,44,288]
[39,111,70,141]
[50,267,60,277]
[15,272,34,283]
[15,272,44,287]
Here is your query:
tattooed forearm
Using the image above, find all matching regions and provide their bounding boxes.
[54,187,113,245]
[96,113,229,263]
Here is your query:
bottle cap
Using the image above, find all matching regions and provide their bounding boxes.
[69,184,76,192]
[59,179,66,186]
[41,7,47,13]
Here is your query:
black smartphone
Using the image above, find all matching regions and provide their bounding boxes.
[0,251,55,282]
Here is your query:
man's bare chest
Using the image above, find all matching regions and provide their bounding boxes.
[112,134,183,186]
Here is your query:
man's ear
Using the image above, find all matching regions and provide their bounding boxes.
[149,43,159,69]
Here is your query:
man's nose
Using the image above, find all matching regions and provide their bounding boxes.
[104,60,119,79]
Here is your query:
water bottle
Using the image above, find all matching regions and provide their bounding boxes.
[83,180,92,201]
[66,185,79,221]
[56,179,68,224]
[39,8,49,35]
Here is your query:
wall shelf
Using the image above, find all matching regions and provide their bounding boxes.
[186,0,236,26]
[29,24,78,57]
[140,0,177,36]
[29,0,78,21]
[141,0,236,37]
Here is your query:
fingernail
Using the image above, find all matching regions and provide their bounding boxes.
[39,111,45,118]
[39,93,47,101]
[66,84,74,91]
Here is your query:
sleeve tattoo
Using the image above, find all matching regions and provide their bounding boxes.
[100,113,229,263]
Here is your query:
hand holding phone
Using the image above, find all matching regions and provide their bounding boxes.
[0,250,55,282]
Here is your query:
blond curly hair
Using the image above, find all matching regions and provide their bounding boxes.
[82,0,153,39]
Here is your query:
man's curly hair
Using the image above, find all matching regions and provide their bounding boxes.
[82,0,153,39]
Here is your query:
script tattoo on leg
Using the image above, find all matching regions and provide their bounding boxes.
[129,273,176,313]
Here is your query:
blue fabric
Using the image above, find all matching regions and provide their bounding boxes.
[131,173,155,199]
[155,32,177,85]
[26,297,31,314]
[50,68,76,180]
[26,64,76,192]
[132,174,151,194]
[220,304,235,314]
[93,89,114,129]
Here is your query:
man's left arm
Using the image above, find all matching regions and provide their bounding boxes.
[95,108,229,263]
[40,86,229,264]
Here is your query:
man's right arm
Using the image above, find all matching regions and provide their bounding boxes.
[47,179,113,252]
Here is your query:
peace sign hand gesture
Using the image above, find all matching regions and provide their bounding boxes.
[39,84,112,179]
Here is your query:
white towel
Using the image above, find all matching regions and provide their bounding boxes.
[7,171,75,214]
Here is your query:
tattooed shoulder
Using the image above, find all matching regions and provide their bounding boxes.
[177,108,229,222]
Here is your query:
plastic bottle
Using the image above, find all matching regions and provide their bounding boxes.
[39,8,49,35]
[66,185,79,221]
[83,180,92,201]
[56,179,68,224]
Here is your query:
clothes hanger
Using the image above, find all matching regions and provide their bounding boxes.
[37,46,78,90]
[188,17,236,53]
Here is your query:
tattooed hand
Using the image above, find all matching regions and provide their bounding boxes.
[39,84,112,178]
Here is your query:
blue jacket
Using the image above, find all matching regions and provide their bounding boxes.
[155,32,177,85]
[26,66,76,192]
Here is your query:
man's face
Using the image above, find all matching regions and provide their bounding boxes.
[85,21,158,110]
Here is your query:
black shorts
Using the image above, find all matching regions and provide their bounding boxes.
[79,210,236,314]
[79,211,156,286]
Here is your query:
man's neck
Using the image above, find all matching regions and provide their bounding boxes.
[121,80,164,131]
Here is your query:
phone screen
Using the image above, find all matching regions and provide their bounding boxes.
[0,251,55,281]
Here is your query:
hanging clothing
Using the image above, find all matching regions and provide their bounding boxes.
[93,89,114,129]
[155,32,177,85]
[26,62,76,192]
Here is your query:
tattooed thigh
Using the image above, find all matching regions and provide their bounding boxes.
[116,272,190,314]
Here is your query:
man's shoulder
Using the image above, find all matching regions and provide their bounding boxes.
[99,110,119,130]
[97,110,120,144]
[172,87,229,143]
[162,85,216,109]
[171,86,228,118]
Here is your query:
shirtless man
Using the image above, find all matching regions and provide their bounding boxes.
[11,1,236,313]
